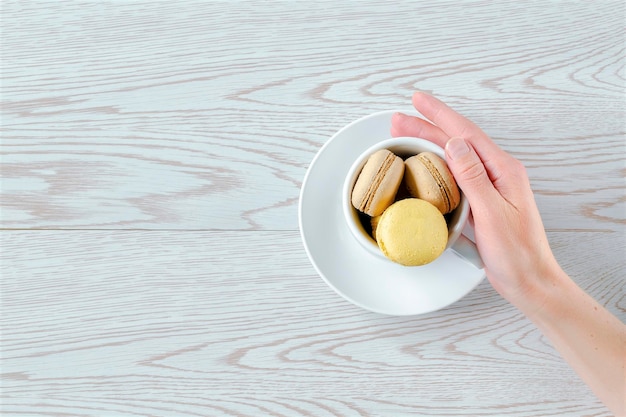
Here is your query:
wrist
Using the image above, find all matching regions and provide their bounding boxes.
[511,262,626,415]
[507,260,571,323]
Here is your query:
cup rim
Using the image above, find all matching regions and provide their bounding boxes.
[342,136,470,264]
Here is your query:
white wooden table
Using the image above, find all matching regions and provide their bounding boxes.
[2,2,624,416]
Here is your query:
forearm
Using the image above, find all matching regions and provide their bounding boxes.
[519,267,625,415]
[392,94,625,412]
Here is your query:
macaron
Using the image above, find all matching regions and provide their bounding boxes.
[375,198,448,266]
[404,152,460,215]
[351,149,404,216]
[370,214,382,241]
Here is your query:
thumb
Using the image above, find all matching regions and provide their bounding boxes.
[445,137,498,210]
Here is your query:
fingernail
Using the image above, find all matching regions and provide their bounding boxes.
[392,112,407,122]
[446,137,470,159]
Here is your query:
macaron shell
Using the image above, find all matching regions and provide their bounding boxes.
[370,214,382,241]
[404,152,460,215]
[376,198,448,266]
[351,149,404,216]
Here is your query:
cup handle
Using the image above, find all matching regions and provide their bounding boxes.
[450,234,484,269]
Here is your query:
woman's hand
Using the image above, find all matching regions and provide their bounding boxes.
[391,92,562,312]
[391,92,625,415]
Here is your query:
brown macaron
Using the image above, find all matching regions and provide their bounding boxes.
[351,149,404,216]
[404,152,460,215]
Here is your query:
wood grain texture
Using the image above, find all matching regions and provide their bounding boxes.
[2,231,622,417]
[1,1,625,416]
[2,1,624,231]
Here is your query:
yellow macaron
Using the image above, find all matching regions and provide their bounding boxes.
[375,198,448,266]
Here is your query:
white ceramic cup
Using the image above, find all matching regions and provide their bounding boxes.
[342,136,482,268]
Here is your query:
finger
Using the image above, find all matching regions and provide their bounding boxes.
[445,137,500,212]
[413,92,506,173]
[412,92,482,139]
[467,210,475,230]
[490,155,534,205]
[390,112,449,148]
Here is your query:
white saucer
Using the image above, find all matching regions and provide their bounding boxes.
[299,110,486,316]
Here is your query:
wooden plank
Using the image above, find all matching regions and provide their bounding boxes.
[1,231,620,416]
[2,2,624,230]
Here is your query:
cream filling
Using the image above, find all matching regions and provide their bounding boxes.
[363,153,395,212]
[417,154,451,213]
